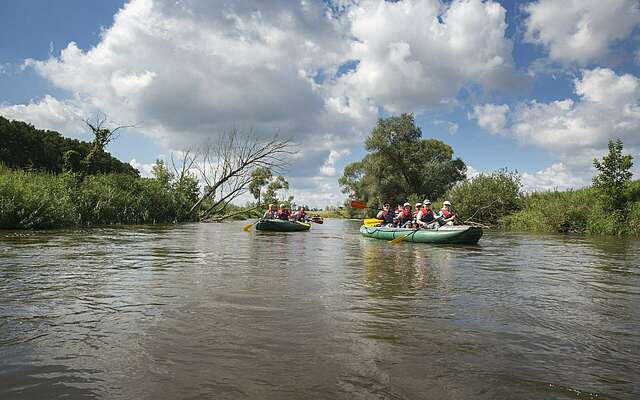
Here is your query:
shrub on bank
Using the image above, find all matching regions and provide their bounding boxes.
[499,189,592,233]
[445,169,521,225]
[0,166,198,229]
[499,185,640,236]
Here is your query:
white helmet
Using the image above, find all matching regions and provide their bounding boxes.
[443,201,451,206]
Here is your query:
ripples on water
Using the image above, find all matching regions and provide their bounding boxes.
[1,220,639,399]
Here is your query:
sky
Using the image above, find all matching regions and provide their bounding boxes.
[1,0,640,208]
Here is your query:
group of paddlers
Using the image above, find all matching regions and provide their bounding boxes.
[263,204,309,222]
[376,200,456,229]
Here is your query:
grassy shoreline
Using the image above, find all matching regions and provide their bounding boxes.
[0,166,198,229]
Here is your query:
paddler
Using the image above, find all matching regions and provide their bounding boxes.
[263,204,277,219]
[416,199,438,229]
[277,203,291,220]
[376,202,395,226]
[292,206,308,222]
[438,200,456,226]
[395,202,414,228]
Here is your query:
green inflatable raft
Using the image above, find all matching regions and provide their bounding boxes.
[256,219,311,232]
[360,225,482,244]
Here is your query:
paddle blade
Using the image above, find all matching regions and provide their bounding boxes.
[350,200,369,209]
[242,223,254,232]
[364,218,383,226]
[390,234,408,244]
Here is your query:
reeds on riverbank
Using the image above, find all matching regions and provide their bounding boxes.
[500,183,640,236]
[0,165,198,229]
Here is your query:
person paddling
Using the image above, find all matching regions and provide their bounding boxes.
[277,204,291,220]
[376,202,395,226]
[263,204,277,219]
[292,206,308,222]
[395,203,414,228]
[416,199,438,229]
[438,200,456,226]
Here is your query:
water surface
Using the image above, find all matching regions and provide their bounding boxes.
[1,220,639,399]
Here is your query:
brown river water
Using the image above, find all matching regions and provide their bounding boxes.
[1,219,639,399]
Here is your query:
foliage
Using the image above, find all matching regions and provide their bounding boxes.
[0,165,199,229]
[445,169,521,225]
[339,113,466,207]
[593,139,634,211]
[500,184,640,236]
[0,116,137,175]
[152,159,174,190]
[248,166,272,204]
[500,189,593,233]
[263,175,292,206]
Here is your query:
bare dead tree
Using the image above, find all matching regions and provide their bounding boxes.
[189,129,294,221]
[83,112,135,170]
[170,149,198,188]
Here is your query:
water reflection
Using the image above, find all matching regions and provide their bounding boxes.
[0,222,639,399]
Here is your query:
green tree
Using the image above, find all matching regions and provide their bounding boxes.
[248,166,273,205]
[446,169,521,225]
[339,113,466,207]
[62,150,82,173]
[263,175,291,206]
[593,139,634,210]
[152,159,174,190]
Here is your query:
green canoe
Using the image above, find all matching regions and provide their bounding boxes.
[360,225,482,244]
[256,219,311,232]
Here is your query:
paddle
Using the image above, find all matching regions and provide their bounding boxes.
[243,219,261,231]
[364,218,383,225]
[390,228,420,244]
[350,199,375,210]
[351,200,387,226]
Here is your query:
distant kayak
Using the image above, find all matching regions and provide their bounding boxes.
[360,225,482,244]
[311,216,324,224]
[256,219,311,232]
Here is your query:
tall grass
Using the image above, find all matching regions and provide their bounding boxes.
[0,165,198,229]
[500,185,640,236]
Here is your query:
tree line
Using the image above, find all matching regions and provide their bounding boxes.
[0,116,137,175]
[340,114,639,236]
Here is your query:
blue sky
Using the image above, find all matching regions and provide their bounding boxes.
[1,0,640,207]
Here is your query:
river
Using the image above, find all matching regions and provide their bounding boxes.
[1,220,639,399]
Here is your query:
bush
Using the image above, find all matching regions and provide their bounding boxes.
[0,166,198,229]
[445,169,521,225]
[501,189,593,233]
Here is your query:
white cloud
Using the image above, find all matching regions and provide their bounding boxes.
[469,68,640,190]
[4,0,523,206]
[332,0,519,114]
[466,165,481,179]
[521,163,589,192]
[512,68,640,157]
[0,95,87,137]
[24,0,361,147]
[434,120,459,135]
[128,158,155,177]
[469,103,509,134]
[524,0,640,65]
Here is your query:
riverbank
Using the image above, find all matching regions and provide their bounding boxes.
[500,184,640,236]
[0,166,198,229]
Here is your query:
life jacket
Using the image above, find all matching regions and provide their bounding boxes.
[379,211,395,224]
[440,208,451,218]
[278,210,290,220]
[397,209,412,223]
[419,207,435,222]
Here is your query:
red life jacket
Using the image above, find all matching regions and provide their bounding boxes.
[398,209,412,223]
[278,210,290,220]
[419,207,435,222]
[440,208,451,218]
